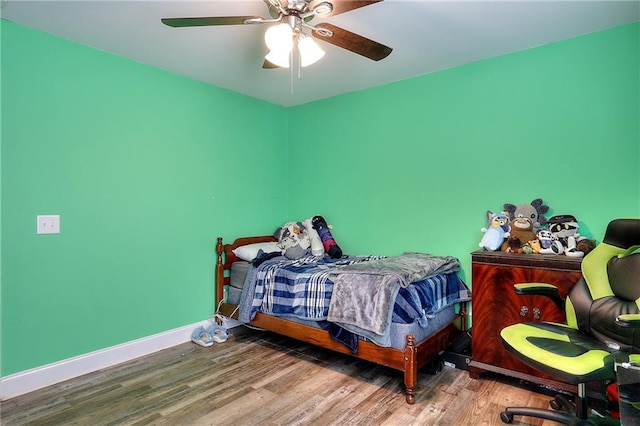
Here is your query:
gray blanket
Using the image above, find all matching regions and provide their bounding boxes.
[327,252,460,337]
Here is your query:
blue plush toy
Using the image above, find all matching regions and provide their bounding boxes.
[479,211,510,251]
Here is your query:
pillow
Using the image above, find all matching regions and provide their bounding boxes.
[232,242,281,262]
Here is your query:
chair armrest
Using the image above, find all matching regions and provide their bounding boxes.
[616,313,640,328]
[514,283,564,310]
[614,315,640,369]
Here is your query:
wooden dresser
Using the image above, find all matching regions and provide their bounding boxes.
[468,251,583,392]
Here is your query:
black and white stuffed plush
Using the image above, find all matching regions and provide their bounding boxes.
[274,221,311,259]
[546,214,585,257]
[312,215,342,259]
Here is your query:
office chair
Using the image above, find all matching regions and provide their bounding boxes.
[499,218,640,425]
[615,353,640,425]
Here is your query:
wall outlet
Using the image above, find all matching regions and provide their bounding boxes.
[37,215,60,234]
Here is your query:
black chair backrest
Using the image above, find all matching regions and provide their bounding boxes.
[608,252,640,302]
[567,218,640,352]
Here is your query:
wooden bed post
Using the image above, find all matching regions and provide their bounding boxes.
[215,237,224,307]
[403,334,417,404]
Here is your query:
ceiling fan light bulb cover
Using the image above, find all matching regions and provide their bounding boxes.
[265,50,290,68]
[264,23,293,52]
[298,36,325,67]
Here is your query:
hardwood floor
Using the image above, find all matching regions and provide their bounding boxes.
[1,328,580,425]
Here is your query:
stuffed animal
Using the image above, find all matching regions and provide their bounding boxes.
[537,229,559,254]
[312,215,342,258]
[274,221,310,259]
[576,238,596,255]
[521,243,535,254]
[505,237,525,253]
[526,239,541,254]
[303,217,324,257]
[479,211,510,251]
[503,198,550,233]
[546,215,584,257]
[502,212,537,253]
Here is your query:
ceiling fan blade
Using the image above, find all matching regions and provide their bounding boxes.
[309,0,382,18]
[161,16,261,28]
[312,23,392,61]
[262,59,281,69]
[263,0,286,19]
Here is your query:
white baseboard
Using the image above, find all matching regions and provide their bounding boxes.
[0,320,215,401]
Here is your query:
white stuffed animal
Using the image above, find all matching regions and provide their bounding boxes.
[303,217,324,257]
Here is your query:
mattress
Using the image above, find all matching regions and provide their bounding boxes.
[226,259,463,350]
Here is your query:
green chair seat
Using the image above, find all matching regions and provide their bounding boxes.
[501,322,617,383]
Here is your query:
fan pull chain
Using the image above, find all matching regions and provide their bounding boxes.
[294,45,305,93]
[290,50,294,94]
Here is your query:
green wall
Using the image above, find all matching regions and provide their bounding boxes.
[2,20,639,377]
[287,22,640,280]
[1,21,288,375]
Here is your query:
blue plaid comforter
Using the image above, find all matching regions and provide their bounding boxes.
[249,255,470,326]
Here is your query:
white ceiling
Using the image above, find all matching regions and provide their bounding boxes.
[2,0,639,107]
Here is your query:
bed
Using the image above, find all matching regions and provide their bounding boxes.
[215,235,471,404]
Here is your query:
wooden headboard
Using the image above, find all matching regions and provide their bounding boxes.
[215,235,277,309]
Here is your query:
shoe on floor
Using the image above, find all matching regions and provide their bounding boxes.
[206,324,229,343]
[191,326,214,347]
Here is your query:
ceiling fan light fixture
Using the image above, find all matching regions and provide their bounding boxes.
[265,49,291,68]
[298,34,325,67]
[264,23,294,52]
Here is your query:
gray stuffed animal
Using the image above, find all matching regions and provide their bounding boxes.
[503,198,550,234]
[274,221,311,259]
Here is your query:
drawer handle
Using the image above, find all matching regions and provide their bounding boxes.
[520,306,528,317]
[533,308,541,320]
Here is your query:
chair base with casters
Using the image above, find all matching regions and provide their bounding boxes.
[615,355,640,426]
[499,218,640,426]
[500,383,619,425]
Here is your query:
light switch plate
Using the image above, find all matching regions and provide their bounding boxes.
[37,215,60,234]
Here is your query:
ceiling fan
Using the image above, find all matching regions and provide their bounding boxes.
[161,0,392,69]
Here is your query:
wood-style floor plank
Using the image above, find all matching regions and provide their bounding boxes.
[1,328,584,425]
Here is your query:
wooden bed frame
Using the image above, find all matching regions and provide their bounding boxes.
[215,235,467,404]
